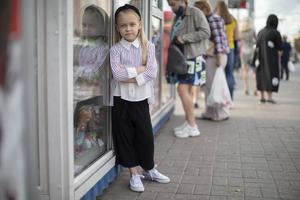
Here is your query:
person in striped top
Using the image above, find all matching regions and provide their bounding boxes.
[215,0,239,101]
[110,4,170,193]
[194,0,232,121]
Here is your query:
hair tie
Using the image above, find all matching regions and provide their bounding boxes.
[115,4,141,23]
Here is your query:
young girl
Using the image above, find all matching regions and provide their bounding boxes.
[110,4,170,192]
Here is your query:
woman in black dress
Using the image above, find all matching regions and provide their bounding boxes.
[255,14,283,103]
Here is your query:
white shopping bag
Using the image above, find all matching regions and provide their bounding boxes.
[207,67,232,107]
[288,61,296,72]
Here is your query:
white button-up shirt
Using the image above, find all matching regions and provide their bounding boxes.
[110,38,157,103]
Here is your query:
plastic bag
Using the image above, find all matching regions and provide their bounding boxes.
[207,67,232,107]
[288,61,296,72]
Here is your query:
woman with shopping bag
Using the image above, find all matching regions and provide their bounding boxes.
[194,0,232,121]
[167,0,210,138]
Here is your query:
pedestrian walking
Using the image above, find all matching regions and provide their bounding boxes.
[110,4,170,192]
[254,14,283,104]
[239,16,257,95]
[194,0,231,121]
[166,0,210,138]
[281,35,292,80]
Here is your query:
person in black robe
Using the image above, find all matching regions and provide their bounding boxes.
[254,14,283,103]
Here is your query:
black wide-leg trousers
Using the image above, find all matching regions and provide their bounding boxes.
[112,97,154,170]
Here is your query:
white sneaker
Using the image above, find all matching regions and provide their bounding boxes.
[143,167,170,183]
[174,124,200,138]
[173,121,188,132]
[129,174,144,192]
[189,125,201,137]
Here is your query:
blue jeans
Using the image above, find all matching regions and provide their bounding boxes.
[225,49,235,100]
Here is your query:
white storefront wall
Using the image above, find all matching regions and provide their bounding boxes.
[26,0,175,199]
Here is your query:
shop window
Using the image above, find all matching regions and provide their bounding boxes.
[73,2,111,176]
[161,0,173,106]
[152,0,162,9]
[150,16,162,114]
[115,0,142,11]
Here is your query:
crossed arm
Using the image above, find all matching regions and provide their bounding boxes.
[110,43,158,86]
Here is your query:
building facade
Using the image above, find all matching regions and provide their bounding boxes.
[20,0,175,199]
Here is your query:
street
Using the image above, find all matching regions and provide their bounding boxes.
[99,64,300,200]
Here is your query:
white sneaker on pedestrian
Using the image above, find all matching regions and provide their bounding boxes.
[174,125,189,138]
[173,121,188,132]
[129,174,144,192]
[174,124,200,138]
[143,167,170,183]
[189,125,201,137]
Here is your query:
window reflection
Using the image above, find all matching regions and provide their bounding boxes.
[73,4,109,176]
[161,1,173,106]
[150,16,162,114]
[152,0,160,8]
[129,0,142,9]
[116,0,142,11]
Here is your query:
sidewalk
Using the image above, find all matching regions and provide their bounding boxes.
[98,64,300,200]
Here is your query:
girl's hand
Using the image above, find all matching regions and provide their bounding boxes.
[121,78,136,83]
[121,66,145,83]
[137,66,146,74]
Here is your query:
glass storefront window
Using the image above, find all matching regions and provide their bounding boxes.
[73,2,110,176]
[161,0,173,106]
[115,0,142,11]
[152,0,162,9]
[150,16,162,114]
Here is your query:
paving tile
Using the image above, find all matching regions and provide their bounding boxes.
[261,187,279,198]
[279,190,300,200]
[155,192,174,200]
[158,166,185,175]
[212,176,227,186]
[146,183,179,193]
[228,186,244,197]
[194,184,211,195]
[244,178,276,188]
[245,187,262,197]
[210,185,228,196]
[209,196,227,200]
[242,170,257,178]
[177,183,195,194]
[199,168,213,176]
[227,169,243,178]
[256,170,273,179]
[227,162,242,170]
[290,180,300,190]
[181,175,212,185]
[213,162,227,169]
[137,191,157,200]
[97,194,137,200]
[174,194,209,200]
[168,174,182,183]
[184,166,200,176]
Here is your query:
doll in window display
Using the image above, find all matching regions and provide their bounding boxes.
[74,106,104,157]
[73,5,109,158]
